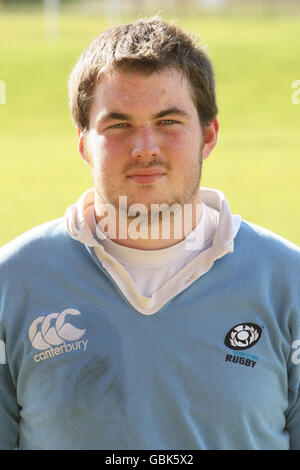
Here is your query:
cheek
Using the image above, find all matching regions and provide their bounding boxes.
[88,134,124,173]
[163,130,199,164]
[98,136,127,166]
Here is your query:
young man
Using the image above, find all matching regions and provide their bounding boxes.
[1,17,300,450]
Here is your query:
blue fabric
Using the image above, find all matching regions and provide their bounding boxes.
[0,218,300,450]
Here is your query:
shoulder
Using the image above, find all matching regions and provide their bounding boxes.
[0,218,65,257]
[0,218,81,273]
[237,219,300,252]
[235,219,300,270]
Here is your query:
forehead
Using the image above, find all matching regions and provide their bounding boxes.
[89,67,196,121]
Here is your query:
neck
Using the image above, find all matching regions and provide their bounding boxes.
[95,190,203,250]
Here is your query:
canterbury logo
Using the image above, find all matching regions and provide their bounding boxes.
[29,308,86,351]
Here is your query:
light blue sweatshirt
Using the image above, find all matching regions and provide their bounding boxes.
[1,212,300,449]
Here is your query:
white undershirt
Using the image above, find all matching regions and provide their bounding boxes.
[95,202,219,297]
[65,187,241,315]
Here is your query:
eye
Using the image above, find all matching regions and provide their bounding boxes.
[114,122,129,128]
[107,122,129,130]
[159,119,179,125]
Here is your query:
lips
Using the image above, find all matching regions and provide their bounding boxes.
[127,168,166,184]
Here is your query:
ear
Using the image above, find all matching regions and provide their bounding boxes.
[202,117,219,160]
[77,128,92,166]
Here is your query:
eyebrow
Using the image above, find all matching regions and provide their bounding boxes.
[155,107,190,119]
[97,107,190,125]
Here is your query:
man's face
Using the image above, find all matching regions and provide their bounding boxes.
[79,67,217,214]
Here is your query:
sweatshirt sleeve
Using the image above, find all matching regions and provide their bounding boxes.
[285,336,300,450]
[0,339,20,449]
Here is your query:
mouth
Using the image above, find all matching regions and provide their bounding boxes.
[126,168,166,184]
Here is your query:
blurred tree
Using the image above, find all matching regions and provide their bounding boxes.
[1,0,75,3]
[2,0,40,3]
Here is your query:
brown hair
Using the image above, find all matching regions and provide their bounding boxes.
[68,16,218,132]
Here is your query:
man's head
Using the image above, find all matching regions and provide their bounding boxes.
[69,16,218,134]
[68,17,219,247]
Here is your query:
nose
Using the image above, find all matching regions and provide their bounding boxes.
[131,126,160,160]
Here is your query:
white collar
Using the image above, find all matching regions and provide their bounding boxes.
[65,187,241,315]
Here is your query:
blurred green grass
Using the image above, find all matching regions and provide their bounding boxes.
[0,10,299,246]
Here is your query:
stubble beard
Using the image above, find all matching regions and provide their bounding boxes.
[94,152,203,224]
[93,145,204,247]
